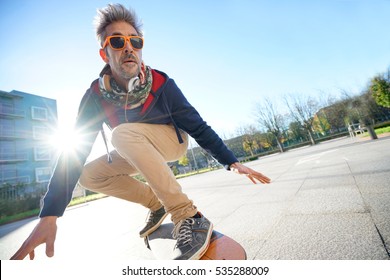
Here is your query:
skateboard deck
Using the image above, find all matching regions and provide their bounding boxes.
[145,223,247,260]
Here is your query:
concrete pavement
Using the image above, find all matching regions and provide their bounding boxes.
[1,135,389,260]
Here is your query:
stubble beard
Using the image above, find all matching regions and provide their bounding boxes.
[120,63,141,80]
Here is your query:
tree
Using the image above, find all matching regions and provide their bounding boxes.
[321,98,350,132]
[288,121,307,143]
[312,114,331,136]
[242,136,259,157]
[314,93,348,133]
[255,98,286,153]
[178,155,189,167]
[258,132,275,149]
[343,91,380,139]
[236,125,261,156]
[370,71,390,108]
[284,94,319,145]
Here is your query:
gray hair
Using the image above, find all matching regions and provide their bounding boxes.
[94,3,143,47]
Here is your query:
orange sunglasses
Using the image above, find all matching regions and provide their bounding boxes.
[103,35,144,50]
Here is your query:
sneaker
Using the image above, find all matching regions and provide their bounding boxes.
[172,213,213,260]
[139,206,168,237]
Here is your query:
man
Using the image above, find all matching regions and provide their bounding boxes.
[11,3,270,260]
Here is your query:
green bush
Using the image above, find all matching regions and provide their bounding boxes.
[0,195,42,218]
[374,121,390,129]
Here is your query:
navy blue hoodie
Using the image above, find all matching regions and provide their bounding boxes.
[40,69,238,217]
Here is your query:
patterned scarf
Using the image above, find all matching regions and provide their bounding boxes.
[98,64,153,109]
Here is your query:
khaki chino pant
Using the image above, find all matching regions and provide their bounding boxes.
[79,123,197,224]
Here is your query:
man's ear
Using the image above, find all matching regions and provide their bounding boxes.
[99,49,109,63]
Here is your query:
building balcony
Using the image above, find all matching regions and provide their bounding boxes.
[0,104,25,118]
[0,152,29,163]
[0,129,27,140]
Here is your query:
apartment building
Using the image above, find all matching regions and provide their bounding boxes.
[0,89,57,193]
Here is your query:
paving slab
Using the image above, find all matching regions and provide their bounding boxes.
[255,213,388,260]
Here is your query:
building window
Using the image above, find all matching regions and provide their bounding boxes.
[0,119,14,138]
[31,106,48,121]
[34,146,51,161]
[1,164,16,181]
[0,101,13,114]
[0,164,30,184]
[33,125,50,140]
[0,141,14,161]
[35,167,52,183]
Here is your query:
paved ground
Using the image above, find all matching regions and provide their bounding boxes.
[1,135,389,260]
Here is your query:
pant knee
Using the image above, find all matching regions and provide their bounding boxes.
[111,123,144,149]
[78,161,95,187]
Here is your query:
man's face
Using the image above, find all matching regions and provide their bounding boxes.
[101,21,143,87]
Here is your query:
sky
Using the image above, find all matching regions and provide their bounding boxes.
[1,0,390,140]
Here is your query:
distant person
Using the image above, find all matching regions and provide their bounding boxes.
[348,124,355,138]
[11,3,270,260]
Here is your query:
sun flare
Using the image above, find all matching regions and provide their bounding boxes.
[48,127,81,153]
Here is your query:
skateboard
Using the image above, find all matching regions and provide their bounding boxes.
[145,223,247,260]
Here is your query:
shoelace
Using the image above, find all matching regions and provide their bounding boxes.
[145,208,164,223]
[145,210,156,223]
[172,218,195,247]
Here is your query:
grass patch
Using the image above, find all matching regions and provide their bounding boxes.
[375,126,390,134]
[0,209,41,225]
[68,193,107,207]
[176,167,221,179]
[361,125,390,137]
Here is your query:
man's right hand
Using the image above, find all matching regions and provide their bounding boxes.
[10,216,58,260]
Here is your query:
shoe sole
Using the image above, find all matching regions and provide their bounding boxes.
[139,212,169,238]
[188,223,214,260]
